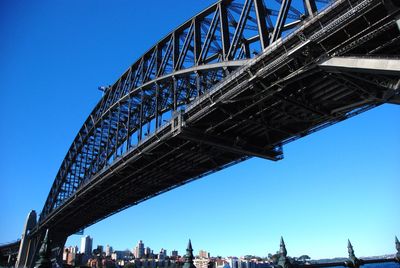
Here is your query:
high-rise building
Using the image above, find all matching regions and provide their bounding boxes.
[80,235,93,256]
[171,250,178,258]
[134,240,145,259]
[228,257,239,268]
[95,245,103,255]
[106,244,113,257]
[145,247,152,258]
[158,248,167,260]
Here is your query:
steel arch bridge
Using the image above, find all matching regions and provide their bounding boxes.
[42,0,327,224]
[41,0,320,219]
[5,0,400,267]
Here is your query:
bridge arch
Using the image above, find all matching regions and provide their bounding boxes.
[40,0,328,222]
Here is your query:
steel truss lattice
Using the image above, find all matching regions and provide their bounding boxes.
[39,0,400,228]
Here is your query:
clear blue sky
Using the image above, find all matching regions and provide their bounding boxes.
[0,0,399,261]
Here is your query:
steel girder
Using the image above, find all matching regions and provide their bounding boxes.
[40,0,324,222]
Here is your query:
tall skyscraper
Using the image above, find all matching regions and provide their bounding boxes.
[144,247,152,258]
[228,257,239,268]
[158,248,167,260]
[106,244,113,257]
[96,245,104,255]
[80,235,93,256]
[134,240,145,259]
[171,250,178,258]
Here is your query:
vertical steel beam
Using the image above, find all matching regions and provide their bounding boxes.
[155,83,160,129]
[194,18,201,65]
[114,103,121,159]
[82,138,92,181]
[146,109,151,136]
[173,77,178,111]
[76,150,85,188]
[138,90,144,142]
[173,32,180,71]
[304,0,317,17]
[219,3,230,59]
[271,0,292,42]
[126,94,132,151]
[89,116,97,168]
[196,72,202,97]
[254,0,270,50]
[156,45,162,77]
[94,118,105,174]
[103,116,112,167]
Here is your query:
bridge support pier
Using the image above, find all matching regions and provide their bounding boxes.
[15,211,68,268]
[46,232,68,267]
[15,211,38,268]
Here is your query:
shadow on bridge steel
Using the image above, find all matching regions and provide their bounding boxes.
[1,0,399,266]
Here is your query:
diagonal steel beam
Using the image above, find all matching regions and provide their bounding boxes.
[198,6,220,64]
[175,23,195,70]
[254,0,270,50]
[270,0,293,42]
[227,0,253,60]
[304,0,318,17]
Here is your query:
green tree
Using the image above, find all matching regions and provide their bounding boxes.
[123,262,136,268]
[297,255,311,263]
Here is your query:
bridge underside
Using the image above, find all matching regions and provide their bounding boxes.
[42,67,399,236]
[35,0,400,238]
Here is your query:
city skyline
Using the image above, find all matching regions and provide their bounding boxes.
[65,236,399,260]
[62,236,400,268]
[0,0,399,261]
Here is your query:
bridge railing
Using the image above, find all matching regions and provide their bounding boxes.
[268,237,400,268]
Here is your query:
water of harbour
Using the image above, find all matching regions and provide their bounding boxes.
[329,263,400,268]
[363,263,400,268]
